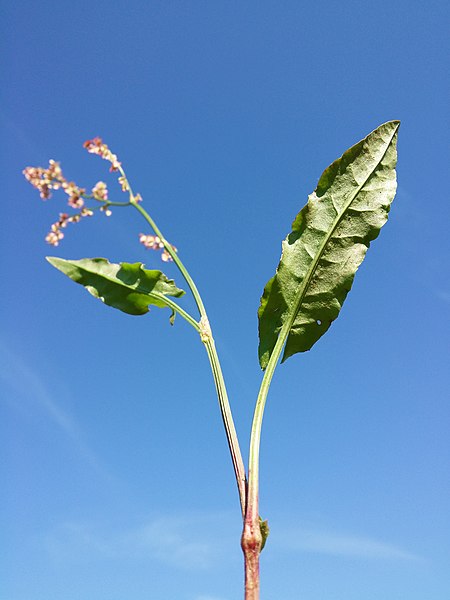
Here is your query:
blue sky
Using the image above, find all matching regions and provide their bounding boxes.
[1,1,449,599]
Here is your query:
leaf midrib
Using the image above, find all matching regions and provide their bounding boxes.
[74,263,176,299]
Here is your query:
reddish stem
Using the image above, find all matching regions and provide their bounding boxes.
[241,509,262,599]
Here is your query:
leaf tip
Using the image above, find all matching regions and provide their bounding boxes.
[46,256,65,270]
[381,119,401,135]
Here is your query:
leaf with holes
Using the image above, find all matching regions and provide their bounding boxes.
[258,120,400,369]
[47,257,185,321]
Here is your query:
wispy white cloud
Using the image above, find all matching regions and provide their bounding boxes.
[0,340,110,479]
[129,515,219,569]
[42,510,420,586]
[44,511,237,571]
[44,521,117,559]
[277,525,419,561]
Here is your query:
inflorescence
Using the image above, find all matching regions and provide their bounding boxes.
[23,159,101,246]
[83,137,122,172]
[139,234,176,262]
[24,138,174,262]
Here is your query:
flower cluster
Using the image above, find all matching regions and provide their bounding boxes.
[83,137,121,171]
[23,160,85,206]
[92,181,108,201]
[45,208,94,246]
[118,175,130,192]
[139,233,164,251]
[83,139,143,201]
[23,157,114,246]
[24,139,146,249]
[139,234,177,262]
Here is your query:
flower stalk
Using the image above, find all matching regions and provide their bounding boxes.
[24,139,248,518]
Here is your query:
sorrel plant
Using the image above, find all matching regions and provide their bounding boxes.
[24,121,400,598]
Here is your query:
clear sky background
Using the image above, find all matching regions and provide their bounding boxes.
[1,2,449,599]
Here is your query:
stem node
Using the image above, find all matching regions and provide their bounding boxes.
[199,315,212,343]
[241,521,262,600]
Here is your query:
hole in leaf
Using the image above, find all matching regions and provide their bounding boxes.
[316,319,322,326]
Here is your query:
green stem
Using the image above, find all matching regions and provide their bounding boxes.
[116,164,206,316]
[241,311,293,599]
[203,330,247,517]
[83,194,132,207]
[120,172,247,513]
[131,199,207,317]
[99,200,131,207]
[247,317,292,521]
[149,293,200,331]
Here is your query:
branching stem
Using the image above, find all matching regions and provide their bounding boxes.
[116,169,247,514]
[203,333,247,516]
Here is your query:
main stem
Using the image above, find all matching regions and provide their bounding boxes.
[243,317,292,598]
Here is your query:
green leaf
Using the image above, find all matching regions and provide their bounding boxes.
[47,257,185,320]
[258,120,400,369]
